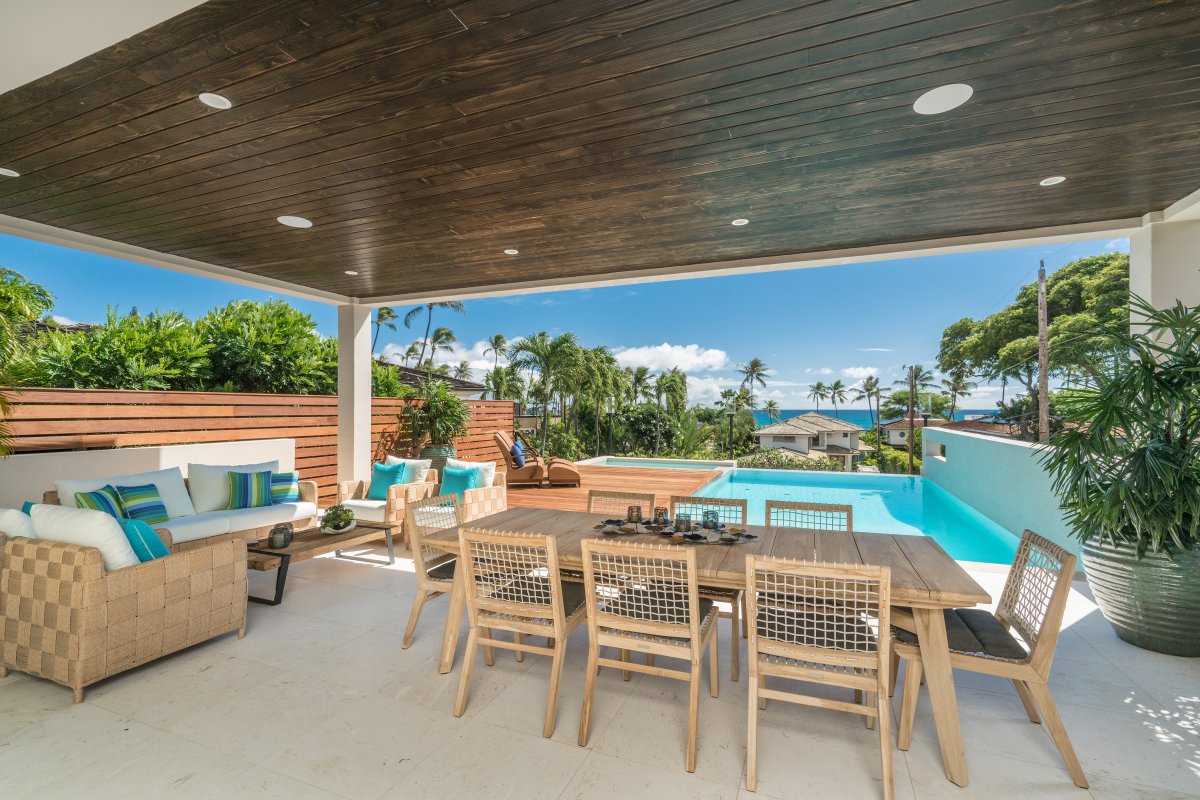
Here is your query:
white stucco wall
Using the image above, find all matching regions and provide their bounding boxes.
[0,439,296,509]
[922,428,1074,553]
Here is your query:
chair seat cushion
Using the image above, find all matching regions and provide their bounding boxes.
[895,608,1029,662]
[427,558,456,582]
[489,576,586,618]
[340,498,387,523]
[600,598,717,644]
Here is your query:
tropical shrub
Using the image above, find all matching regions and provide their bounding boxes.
[405,378,471,447]
[737,448,844,472]
[196,300,334,394]
[0,267,54,455]
[544,422,586,461]
[18,309,211,391]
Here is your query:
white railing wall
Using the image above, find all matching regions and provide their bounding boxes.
[922,428,1076,553]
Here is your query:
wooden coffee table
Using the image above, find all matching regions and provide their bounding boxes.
[246,521,396,605]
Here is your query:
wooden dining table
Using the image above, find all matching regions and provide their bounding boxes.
[425,506,991,787]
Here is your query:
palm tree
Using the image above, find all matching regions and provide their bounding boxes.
[404,301,465,365]
[508,331,581,453]
[827,379,848,418]
[453,360,472,381]
[401,342,420,368]
[422,327,457,374]
[807,381,829,411]
[582,347,619,456]
[763,400,781,422]
[371,307,398,353]
[626,366,653,404]
[483,333,508,372]
[737,357,769,409]
[851,376,881,429]
[894,365,935,475]
[663,367,688,416]
[941,369,977,419]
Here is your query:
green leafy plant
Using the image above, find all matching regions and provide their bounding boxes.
[736,449,844,472]
[1043,298,1200,557]
[405,377,471,448]
[322,504,355,530]
[195,300,333,394]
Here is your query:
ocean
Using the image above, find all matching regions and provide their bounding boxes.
[751,408,995,428]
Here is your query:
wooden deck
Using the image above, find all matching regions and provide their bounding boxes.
[506,465,722,512]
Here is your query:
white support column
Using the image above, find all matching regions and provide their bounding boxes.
[1129,219,1200,310]
[337,304,372,484]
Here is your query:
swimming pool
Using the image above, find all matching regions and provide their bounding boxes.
[577,456,736,470]
[696,469,1019,564]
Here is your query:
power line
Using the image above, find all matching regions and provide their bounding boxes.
[980,240,1081,317]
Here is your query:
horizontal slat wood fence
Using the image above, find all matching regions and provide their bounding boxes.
[5,388,514,502]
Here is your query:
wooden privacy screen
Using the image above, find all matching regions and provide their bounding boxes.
[5,388,514,502]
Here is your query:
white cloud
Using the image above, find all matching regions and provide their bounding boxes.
[842,366,878,380]
[49,314,82,326]
[381,337,512,378]
[857,348,893,352]
[614,343,729,372]
[686,374,739,405]
[1104,238,1127,251]
[802,367,833,375]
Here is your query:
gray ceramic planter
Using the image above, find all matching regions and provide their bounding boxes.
[420,444,457,478]
[1081,538,1200,657]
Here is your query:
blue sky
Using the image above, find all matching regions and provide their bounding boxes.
[1,232,1128,408]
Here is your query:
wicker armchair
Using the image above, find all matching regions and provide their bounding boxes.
[461,473,509,522]
[337,470,439,546]
[0,530,247,703]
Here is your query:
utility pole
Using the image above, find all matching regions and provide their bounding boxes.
[907,365,916,475]
[1037,261,1050,444]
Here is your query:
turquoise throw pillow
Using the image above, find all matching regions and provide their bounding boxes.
[367,462,408,501]
[116,484,170,525]
[21,501,36,514]
[227,470,274,509]
[441,466,481,499]
[270,471,301,504]
[120,518,170,562]
[75,485,126,519]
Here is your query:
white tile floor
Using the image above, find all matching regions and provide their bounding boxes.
[2,544,1197,800]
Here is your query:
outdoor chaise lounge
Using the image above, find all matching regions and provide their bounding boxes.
[494,431,581,487]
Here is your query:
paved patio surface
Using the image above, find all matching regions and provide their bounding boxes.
[2,542,1197,800]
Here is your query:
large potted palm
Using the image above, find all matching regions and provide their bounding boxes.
[1043,299,1199,656]
[405,377,471,474]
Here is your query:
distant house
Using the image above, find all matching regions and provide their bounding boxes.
[752,412,868,470]
[880,415,951,447]
[384,364,485,399]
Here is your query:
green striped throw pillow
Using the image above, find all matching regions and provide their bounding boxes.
[115,484,170,525]
[228,470,273,510]
[75,485,127,519]
[270,471,301,504]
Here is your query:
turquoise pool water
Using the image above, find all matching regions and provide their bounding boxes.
[697,469,1019,564]
[598,457,725,470]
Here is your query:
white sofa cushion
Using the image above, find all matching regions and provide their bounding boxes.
[340,499,386,523]
[154,512,231,544]
[222,502,318,532]
[0,508,34,539]
[445,458,496,488]
[188,461,279,513]
[57,467,195,519]
[383,456,432,483]
[30,504,140,571]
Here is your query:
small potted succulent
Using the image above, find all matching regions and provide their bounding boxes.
[320,504,356,535]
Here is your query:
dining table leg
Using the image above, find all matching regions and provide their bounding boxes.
[438,568,467,675]
[912,607,969,787]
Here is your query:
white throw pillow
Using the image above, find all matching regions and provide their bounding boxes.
[56,467,195,519]
[444,458,496,488]
[383,457,432,483]
[0,508,35,539]
[187,461,280,513]
[30,504,140,571]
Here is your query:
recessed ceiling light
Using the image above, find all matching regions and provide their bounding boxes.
[344,270,359,276]
[731,218,749,226]
[503,248,519,255]
[1039,176,1066,186]
[277,215,312,228]
[0,167,19,178]
[198,92,232,110]
[913,83,973,115]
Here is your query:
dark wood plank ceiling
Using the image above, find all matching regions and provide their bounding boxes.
[1,0,1198,301]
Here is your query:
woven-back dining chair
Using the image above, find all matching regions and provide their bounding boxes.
[892,530,1087,788]
[454,527,587,737]
[765,500,853,533]
[401,493,463,649]
[670,495,748,681]
[745,555,893,798]
[578,538,719,773]
[588,490,656,520]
